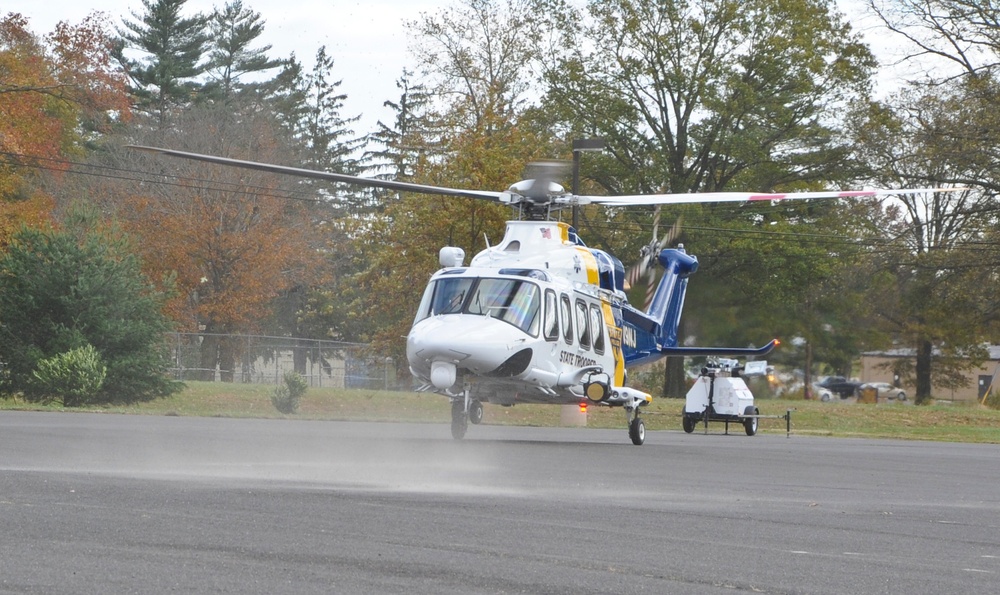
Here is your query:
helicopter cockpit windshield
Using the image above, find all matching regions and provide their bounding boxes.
[415,276,541,336]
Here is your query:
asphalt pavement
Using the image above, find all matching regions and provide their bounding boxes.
[1,411,998,594]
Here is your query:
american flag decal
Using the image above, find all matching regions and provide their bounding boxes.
[540,228,551,239]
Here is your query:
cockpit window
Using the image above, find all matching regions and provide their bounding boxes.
[414,276,541,336]
[433,277,475,315]
[414,277,475,323]
[468,278,540,335]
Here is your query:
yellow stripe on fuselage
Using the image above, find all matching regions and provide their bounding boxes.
[575,247,600,285]
[557,221,570,243]
[602,300,626,387]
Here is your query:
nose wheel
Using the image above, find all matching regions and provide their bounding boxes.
[626,407,645,445]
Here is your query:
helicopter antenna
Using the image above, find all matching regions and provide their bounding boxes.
[483,232,496,263]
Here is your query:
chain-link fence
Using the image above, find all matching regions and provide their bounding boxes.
[165,333,397,390]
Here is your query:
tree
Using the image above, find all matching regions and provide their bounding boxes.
[0,206,180,403]
[247,46,369,362]
[539,0,877,395]
[856,1,1000,402]
[203,0,283,104]
[1,12,130,245]
[366,69,441,182]
[866,0,1000,79]
[257,46,367,216]
[849,86,999,403]
[120,103,326,381]
[259,55,308,139]
[864,1,1000,194]
[115,0,209,127]
[298,47,364,176]
[407,0,543,131]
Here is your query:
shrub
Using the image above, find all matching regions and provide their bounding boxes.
[0,212,180,403]
[31,345,107,407]
[271,371,308,414]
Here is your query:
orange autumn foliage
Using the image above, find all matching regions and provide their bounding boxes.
[0,12,130,246]
[122,157,325,336]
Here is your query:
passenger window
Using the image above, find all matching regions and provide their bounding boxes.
[560,294,573,345]
[543,290,558,341]
[575,300,591,350]
[590,304,605,355]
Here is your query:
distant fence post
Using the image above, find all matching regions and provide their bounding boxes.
[384,357,395,390]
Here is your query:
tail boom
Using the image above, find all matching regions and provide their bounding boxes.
[620,245,778,366]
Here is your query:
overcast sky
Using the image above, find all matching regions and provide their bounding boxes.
[5,0,919,136]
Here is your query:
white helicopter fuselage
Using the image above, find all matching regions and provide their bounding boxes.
[406,220,637,406]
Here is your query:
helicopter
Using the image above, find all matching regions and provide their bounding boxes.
[130,144,950,445]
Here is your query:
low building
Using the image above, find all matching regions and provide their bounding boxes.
[860,346,1000,404]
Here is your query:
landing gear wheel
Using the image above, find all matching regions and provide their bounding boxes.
[628,416,645,446]
[469,400,484,425]
[682,414,696,434]
[451,400,468,440]
[744,407,759,436]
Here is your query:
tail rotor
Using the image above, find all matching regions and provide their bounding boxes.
[624,206,681,311]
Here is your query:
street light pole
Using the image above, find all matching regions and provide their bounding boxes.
[571,137,605,230]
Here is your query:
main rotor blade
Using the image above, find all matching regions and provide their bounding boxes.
[127,145,504,202]
[588,187,966,206]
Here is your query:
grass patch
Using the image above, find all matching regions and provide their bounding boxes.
[3,382,1000,443]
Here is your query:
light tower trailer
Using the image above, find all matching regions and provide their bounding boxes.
[682,359,790,436]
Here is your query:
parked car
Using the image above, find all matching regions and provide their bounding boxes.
[816,376,863,399]
[860,382,907,402]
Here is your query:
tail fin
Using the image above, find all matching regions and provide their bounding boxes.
[647,247,698,348]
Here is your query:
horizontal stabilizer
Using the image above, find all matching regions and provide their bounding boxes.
[660,339,779,359]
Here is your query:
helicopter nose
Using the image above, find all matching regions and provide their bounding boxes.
[486,348,533,377]
[407,315,532,380]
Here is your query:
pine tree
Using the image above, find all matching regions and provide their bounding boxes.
[366,69,442,183]
[115,0,209,127]
[300,46,364,175]
[290,46,368,214]
[203,0,283,103]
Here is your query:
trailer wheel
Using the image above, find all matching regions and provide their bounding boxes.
[744,406,759,436]
[682,414,696,434]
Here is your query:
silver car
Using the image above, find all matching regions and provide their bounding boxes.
[860,382,907,401]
